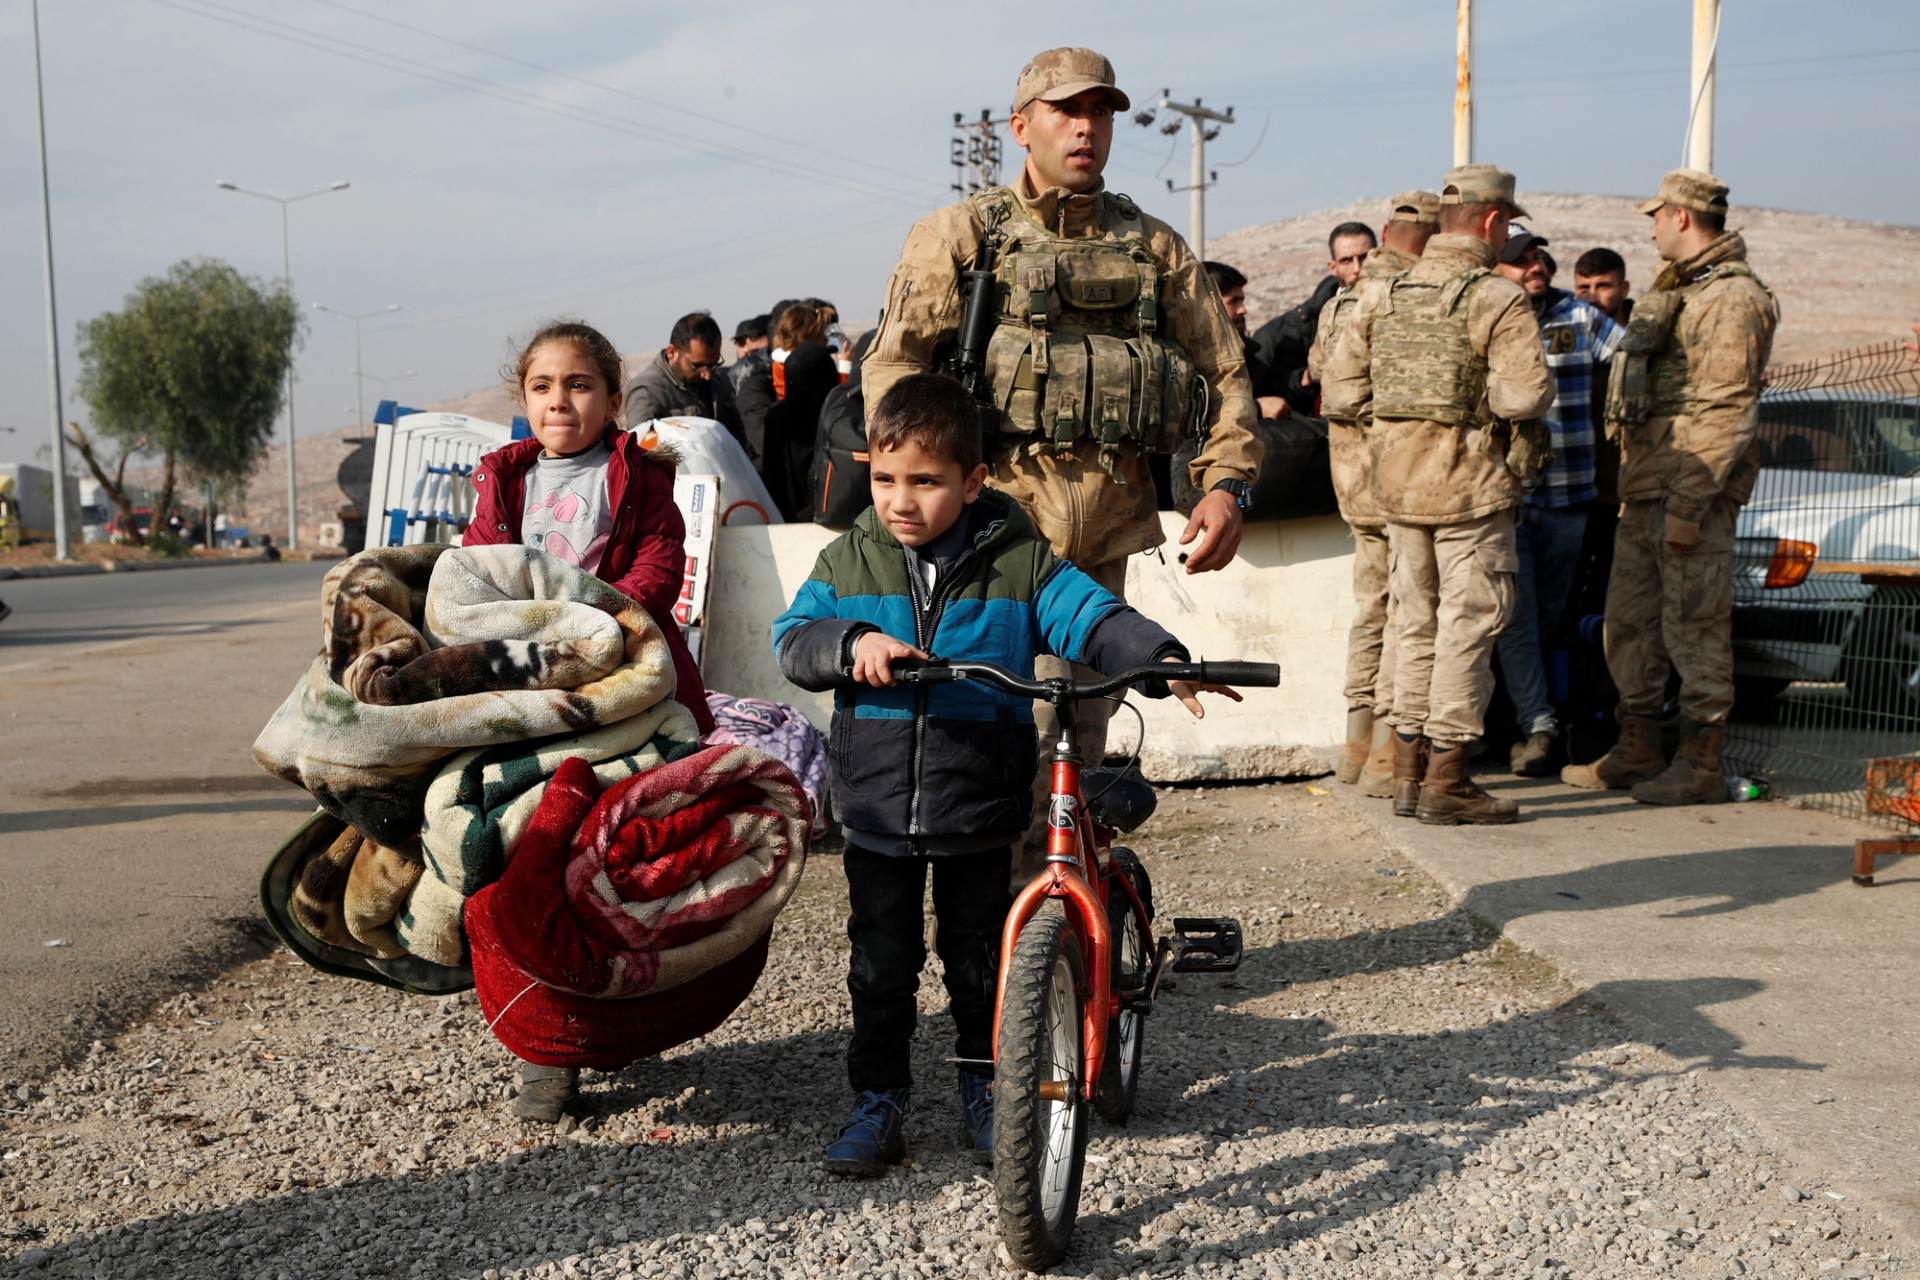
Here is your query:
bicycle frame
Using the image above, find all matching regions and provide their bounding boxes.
[990,696,1155,1101]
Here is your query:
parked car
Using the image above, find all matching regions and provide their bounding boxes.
[1733,388,1920,707]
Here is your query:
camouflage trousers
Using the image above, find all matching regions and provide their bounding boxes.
[1606,497,1737,726]
[1015,555,1129,882]
[1387,511,1519,749]
[1345,522,1398,713]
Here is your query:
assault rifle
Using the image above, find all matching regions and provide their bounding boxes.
[949,204,1009,452]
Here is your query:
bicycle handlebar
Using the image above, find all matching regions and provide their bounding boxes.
[890,657,1281,701]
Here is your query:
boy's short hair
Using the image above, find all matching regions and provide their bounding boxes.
[869,374,983,472]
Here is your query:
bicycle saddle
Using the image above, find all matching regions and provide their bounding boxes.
[1084,767,1157,832]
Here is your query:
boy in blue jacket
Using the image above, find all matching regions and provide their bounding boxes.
[772,373,1233,1176]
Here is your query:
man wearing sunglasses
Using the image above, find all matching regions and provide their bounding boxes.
[624,310,745,442]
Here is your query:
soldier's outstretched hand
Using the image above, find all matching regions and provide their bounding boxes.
[1178,489,1245,574]
[1164,654,1247,719]
[1904,322,1919,364]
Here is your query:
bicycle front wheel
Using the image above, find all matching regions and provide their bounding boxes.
[993,910,1089,1270]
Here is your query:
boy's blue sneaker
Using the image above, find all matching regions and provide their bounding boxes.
[824,1088,911,1177]
[958,1071,994,1165]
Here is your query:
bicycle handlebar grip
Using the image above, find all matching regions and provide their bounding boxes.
[1197,661,1282,688]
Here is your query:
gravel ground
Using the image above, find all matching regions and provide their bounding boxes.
[0,782,1909,1279]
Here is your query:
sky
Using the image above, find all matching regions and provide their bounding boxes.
[2,0,1915,467]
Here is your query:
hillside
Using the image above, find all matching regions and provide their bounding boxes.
[1210,192,1920,366]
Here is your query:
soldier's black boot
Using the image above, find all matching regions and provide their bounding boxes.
[1391,732,1430,818]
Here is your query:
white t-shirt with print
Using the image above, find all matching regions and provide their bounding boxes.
[522,441,614,575]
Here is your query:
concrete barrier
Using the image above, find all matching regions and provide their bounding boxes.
[700,511,1355,782]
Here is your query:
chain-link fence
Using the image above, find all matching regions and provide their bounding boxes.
[1725,340,1920,825]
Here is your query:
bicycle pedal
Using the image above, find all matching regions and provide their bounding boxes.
[1168,917,1244,972]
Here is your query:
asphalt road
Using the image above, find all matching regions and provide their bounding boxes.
[0,560,336,1078]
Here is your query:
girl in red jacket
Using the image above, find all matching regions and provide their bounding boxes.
[465,320,713,741]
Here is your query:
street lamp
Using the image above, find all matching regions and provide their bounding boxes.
[313,303,402,434]
[349,368,417,407]
[215,177,350,550]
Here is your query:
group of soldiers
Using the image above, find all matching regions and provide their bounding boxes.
[1317,164,1778,822]
[864,45,1778,833]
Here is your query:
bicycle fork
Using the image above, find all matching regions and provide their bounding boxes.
[991,758,1111,1102]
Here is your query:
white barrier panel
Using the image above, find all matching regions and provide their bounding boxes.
[365,412,516,551]
[700,512,1355,782]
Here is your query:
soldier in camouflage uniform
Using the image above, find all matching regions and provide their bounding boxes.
[862,47,1263,870]
[1310,190,1439,796]
[1322,166,1553,825]
[1563,169,1778,805]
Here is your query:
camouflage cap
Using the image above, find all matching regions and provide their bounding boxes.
[1440,164,1530,219]
[1634,167,1729,217]
[1013,47,1130,115]
[1387,189,1442,225]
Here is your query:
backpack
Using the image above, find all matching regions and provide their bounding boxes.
[809,379,870,525]
[1171,413,1338,521]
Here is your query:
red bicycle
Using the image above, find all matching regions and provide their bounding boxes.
[893,657,1280,1269]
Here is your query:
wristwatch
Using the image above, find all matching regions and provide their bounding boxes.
[1210,478,1252,510]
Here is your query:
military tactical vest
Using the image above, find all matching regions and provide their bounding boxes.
[1605,259,1769,433]
[969,187,1205,472]
[1369,266,1495,426]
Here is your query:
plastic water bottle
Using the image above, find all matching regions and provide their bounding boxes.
[1726,776,1762,802]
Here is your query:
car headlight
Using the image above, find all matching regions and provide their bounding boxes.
[1765,539,1818,589]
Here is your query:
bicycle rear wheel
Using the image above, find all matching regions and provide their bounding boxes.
[993,910,1089,1270]
[1094,849,1151,1122]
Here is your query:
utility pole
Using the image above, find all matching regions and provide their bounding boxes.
[1686,0,1720,171]
[314,304,401,440]
[1454,0,1475,167]
[216,178,350,550]
[950,110,1006,195]
[1156,94,1234,263]
[32,0,70,560]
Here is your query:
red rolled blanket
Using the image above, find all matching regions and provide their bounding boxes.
[465,744,809,1067]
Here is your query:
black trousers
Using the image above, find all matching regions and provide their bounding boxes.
[843,845,1012,1093]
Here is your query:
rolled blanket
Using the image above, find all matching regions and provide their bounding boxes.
[471,746,809,1000]
[288,825,421,961]
[466,905,771,1070]
[397,700,704,967]
[464,744,808,1068]
[702,692,829,829]
[252,544,677,853]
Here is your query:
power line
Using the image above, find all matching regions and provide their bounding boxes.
[302,0,944,194]
[150,0,927,208]
[340,208,914,338]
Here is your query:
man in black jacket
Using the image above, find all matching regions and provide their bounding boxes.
[1247,220,1377,416]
